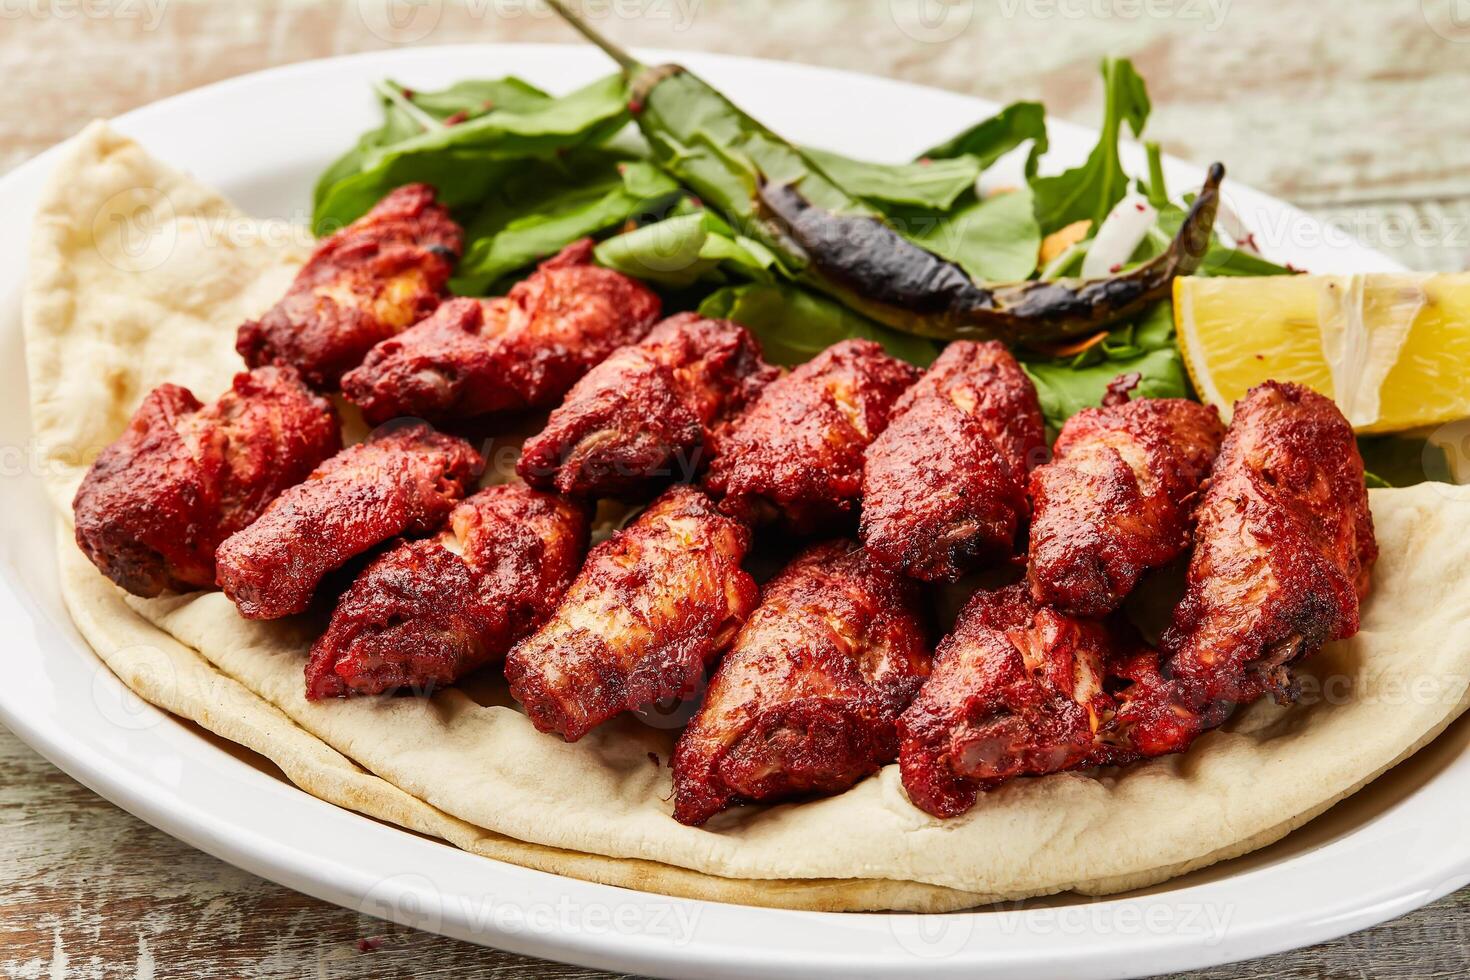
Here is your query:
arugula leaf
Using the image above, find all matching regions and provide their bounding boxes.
[801,148,982,211]
[313,77,554,226]
[891,186,1042,283]
[450,154,681,294]
[1019,301,1189,430]
[313,73,630,233]
[698,283,938,367]
[1030,58,1151,235]
[400,77,551,119]
[921,100,1049,175]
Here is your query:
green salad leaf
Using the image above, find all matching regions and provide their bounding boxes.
[1020,301,1189,430]
[313,73,630,233]
[1030,58,1151,235]
[699,283,939,367]
[801,148,982,211]
[451,153,681,294]
[593,209,778,288]
[891,185,1042,283]
[921,100,1049,175]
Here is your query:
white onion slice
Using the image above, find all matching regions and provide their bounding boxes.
[1213,196,1262,255]
[1081,193,1158,279]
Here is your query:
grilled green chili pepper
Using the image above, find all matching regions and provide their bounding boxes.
[544,0,1222,346]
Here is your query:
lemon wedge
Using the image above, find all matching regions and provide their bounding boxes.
[1174,272,1470,433]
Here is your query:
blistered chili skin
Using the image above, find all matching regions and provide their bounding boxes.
[1027,397,1225,617]
[341,239,662,425]
[861,341,1046,581]
[518,313,778,500]
[214,422,483,620]
[504,485,758,742]
[236,184,461,391]
[1158,381,1377,709]
[897,584,1136,818]
[703,339,919,535]
[670,540,930,826]
[305,484,590,699]
[72,366,341,598]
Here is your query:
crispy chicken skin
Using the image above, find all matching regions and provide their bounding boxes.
[517,313,778,500]
[504,485,758,742]
[1027,397,1225,616]
[73,367,341,598]
[861,341,1047,581]
[341,239,662,425]
[1157,381,1377,707]
[305,483,589,699]
[237,184,461,390]
[215,422,483,619]
[897,583,1148,818]
[671,540,930,825]
[704,339,919,534]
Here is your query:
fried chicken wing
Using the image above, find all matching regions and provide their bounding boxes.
[215,422,482,619]
[897,583,1145,817]
[305,483,589,699]
[861,341,1046,581]
[237,184,461,390]
[703,339,919,534]
[341,239,662,425]
[671,540,930,825]
[517,313,778,500]
[73,367,341,597]
[1158,381,1377,707]
[504,485,757,741]
[1028,396,1225,616]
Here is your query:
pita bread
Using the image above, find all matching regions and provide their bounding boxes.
[26,123,1470,911]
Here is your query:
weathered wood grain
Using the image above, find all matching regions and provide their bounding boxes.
[1,1,1466,976]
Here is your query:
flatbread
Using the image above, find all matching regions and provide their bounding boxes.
[26,123,1470,912]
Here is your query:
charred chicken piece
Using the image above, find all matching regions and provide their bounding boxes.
[671,540,930,826]
[237,184,461,390]
[897,583,1149,818]
[1158,381,1377,708]
[861,341,1047,581]
[305,483,589,699]
[72,367,341,598]
[517,313,778,500]
[704,339,919,534]
[215,422,482,619]
[504,485,757,741]
[341,239,662,425]
[1028,397,1225,616]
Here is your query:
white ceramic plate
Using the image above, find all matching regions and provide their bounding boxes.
[1,44,1463,980]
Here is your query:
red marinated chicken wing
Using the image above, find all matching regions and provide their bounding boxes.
[305,483,589,699]
[862,341,1046,581]
[704,339,918,534]
[73,367,341,597]
[342,239,662,425]
[504,485,757,741]
[1028,396,1225,616]
[517,313,777,500]
[1157,381,1377,707]
[671,540,930,825]
[215,422,482,619]
[237,184,461,390]
[897,583,1149,818]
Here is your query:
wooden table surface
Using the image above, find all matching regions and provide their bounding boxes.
[3,1,1468,976]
